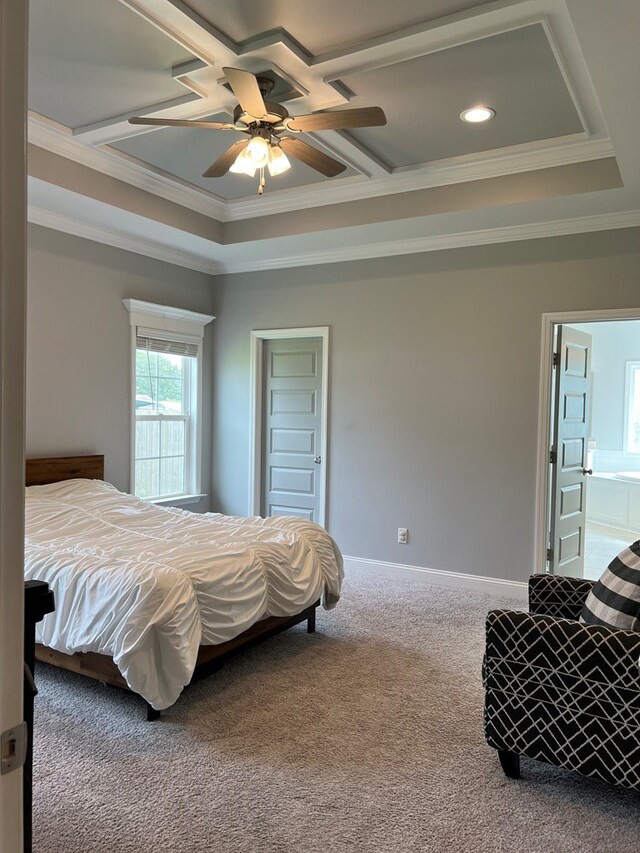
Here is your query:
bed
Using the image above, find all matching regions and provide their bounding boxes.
[25,455,343,719]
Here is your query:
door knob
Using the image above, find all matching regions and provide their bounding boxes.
[314,456,322,464]
[582,468,593,475]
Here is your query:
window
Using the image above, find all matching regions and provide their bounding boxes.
[625,362,640,454]
[135,338,194,499]
[123,300,214,503]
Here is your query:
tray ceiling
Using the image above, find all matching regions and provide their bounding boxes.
[106,20,584,192]
[25,0,638,275]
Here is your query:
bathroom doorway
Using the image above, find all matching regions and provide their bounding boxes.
[565,319,640,579]
[537,311,640,579]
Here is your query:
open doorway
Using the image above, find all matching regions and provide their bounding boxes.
[542,315,640,580]
[568,319,640,579]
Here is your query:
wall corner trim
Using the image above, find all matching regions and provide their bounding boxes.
[343,555,528,601]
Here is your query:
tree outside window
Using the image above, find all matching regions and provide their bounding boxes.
[135,349,191,499]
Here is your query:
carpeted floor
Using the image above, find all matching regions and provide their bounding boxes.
[33,569,639,853]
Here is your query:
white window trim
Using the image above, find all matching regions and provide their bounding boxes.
[624,360,640,456]
[123,299,214,503]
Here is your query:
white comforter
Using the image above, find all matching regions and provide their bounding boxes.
[25,479,343,710]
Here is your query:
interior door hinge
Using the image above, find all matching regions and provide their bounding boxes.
[549,449,557,464]
[546,548,553,563]
[553,351,559,367]
[1,722,27,775]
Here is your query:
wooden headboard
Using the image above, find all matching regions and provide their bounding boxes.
[26,455,105,486]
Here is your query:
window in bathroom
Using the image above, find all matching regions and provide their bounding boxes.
[624,361,640,454]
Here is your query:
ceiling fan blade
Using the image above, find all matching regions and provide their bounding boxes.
[222,67,267,119]
[286,107,387,132]
[279,137,346,177]
[129,117,237,130]
[202,140,249,177]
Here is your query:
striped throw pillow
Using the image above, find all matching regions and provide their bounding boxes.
[580,540,640,632]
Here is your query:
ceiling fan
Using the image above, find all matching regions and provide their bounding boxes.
[129,67,387,195]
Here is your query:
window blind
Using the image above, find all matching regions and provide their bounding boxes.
[136,334,198,359]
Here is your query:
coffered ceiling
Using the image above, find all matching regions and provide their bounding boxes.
[29,0,196,129]
[26,0,640,273]
[186,0,486,55]
[340,24,583,167]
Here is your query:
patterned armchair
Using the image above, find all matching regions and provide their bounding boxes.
[483,574,640,790]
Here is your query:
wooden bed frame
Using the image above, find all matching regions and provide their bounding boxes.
[27,455,319,720]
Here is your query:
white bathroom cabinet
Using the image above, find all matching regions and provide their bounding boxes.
[587,474,640,534]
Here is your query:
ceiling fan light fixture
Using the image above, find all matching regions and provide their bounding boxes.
[460,106,495,123]
[246,135,270,167]
[229,147,258,177]
[267,145,291,176]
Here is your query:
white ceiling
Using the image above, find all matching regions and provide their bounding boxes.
[25,0,640,273]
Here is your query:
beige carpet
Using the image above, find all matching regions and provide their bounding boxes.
[33,570,639,853]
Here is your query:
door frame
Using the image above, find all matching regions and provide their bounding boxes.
[0,0,28,848]
[249,327,330,526]
[534,307,640,575]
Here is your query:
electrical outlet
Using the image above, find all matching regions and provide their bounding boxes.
[398,527,408,544]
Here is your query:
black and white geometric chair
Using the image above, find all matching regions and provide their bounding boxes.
[483,573,640,790]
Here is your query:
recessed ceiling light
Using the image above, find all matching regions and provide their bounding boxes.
[460,106,495,123]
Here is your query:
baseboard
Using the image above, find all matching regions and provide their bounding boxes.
[343,555,528,601]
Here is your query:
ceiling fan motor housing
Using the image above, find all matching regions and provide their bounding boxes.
[255,76,275,97]
[233,100,289,126]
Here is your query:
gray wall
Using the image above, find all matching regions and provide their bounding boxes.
[571,320,640,451]
[210,228,640,582]
[27,225,216,506]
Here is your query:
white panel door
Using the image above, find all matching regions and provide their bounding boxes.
[549,325,592,577]
[262,338,323,522]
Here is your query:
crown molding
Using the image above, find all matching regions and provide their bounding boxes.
[28,197,640,276]
[27,113,366,220]
[28,114,228,221]
[223,209,640,273]
[225,135,615,220]
[29,113,615,227]
[28,205,222,275]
